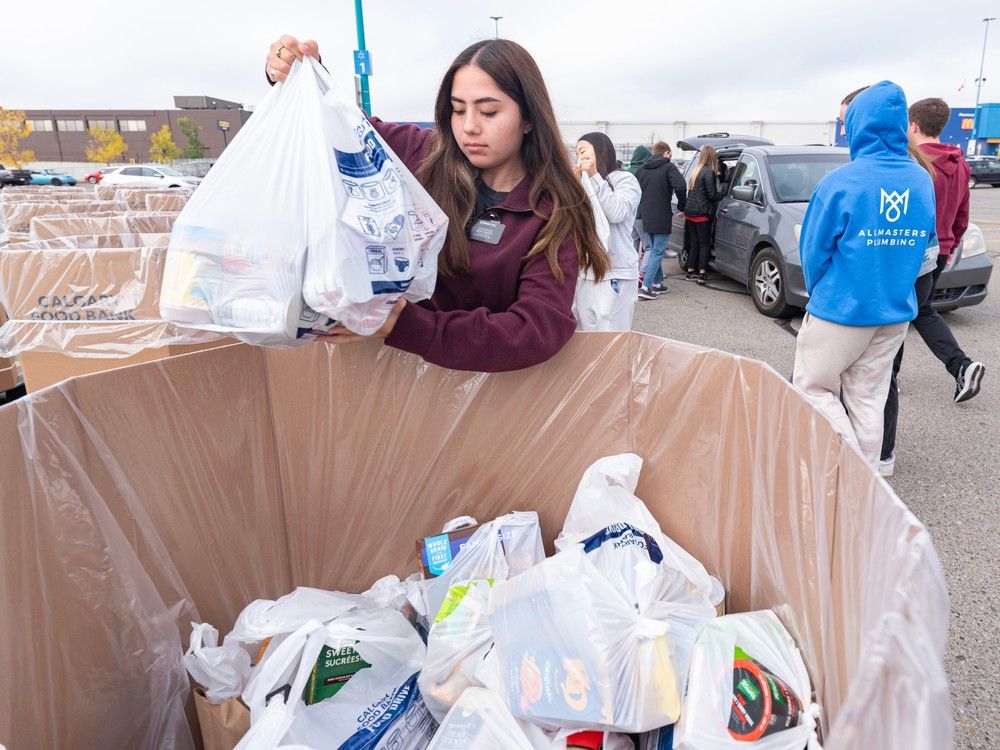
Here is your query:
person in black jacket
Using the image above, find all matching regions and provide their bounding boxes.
[683,146,721,285]
[635,141,687,299]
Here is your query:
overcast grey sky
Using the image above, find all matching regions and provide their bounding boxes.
[3,0,999,122]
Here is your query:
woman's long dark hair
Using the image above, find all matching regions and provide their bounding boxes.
[419,39,610,281]
[578,131,619,181]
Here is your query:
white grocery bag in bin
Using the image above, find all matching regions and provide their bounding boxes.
[674,611,822,750]
[488,547,682,733]
[160,56,446,344]
[238,608,436,750]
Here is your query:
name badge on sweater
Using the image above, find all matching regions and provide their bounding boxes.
[469,219,506,245]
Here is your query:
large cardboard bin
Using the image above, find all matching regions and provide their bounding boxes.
[0,334,950,749]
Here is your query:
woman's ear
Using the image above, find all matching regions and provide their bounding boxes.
[523,122,534,134]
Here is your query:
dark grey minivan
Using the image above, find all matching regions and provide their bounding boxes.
[668,142,993,317]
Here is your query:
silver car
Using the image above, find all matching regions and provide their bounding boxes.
[668,144,993,317]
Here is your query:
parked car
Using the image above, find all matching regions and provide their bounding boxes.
[83,167,115,184]
[0,163,32,187]
[29,169,77,186]
[967,156,1000,188]
[668,141,993,316]
[99,164,201,189]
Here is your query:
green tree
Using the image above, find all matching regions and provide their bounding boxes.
[178,117,207,159]
[0,108,35,167]
[149,124,181,163]
[85,126,128,164]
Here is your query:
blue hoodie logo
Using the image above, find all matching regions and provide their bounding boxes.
[879,189,909,223]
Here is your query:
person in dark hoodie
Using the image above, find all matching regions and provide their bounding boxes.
[628,144,653,259]
[793,81,937,468]
[683,145,721,285]
[636,141,687,299]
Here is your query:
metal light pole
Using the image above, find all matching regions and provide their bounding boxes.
[490,16,503,39]
[355,0,372,116]
[972,16,996,154]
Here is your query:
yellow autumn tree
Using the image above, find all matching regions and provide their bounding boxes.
[0,107,35,167]
[148,124,180,163]
[85,125,128,164]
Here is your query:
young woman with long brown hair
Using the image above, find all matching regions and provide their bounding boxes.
[265,35,610,372]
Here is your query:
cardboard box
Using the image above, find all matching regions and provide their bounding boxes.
[0,200,126,233]
[0,335,952,748]
[0,240,230,390]
[18,341,231,392]
[146,193,190,212]
[416,523,481,578]
[28,212,179,240]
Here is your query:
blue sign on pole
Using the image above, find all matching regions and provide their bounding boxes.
[354,50,372,76]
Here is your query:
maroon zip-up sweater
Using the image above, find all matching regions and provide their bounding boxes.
[370,119,580,373]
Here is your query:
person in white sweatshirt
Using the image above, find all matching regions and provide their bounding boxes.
[572,131,642,331]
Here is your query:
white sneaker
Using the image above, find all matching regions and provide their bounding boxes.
[878,455,895,478]
[954,361,985,403]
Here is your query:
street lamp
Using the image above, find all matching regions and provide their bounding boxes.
[972,16,996,154]
[490,16,503,39]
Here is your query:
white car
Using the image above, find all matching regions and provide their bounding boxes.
[99,164,201,189]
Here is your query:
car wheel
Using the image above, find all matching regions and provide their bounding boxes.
[969,177,978,189]
[168,183,181,188]
[677,246,689,271]
[87,177,98,184]
[749,247,795,318]
[51,178,62,186]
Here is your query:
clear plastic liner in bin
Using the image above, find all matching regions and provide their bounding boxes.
[0,236,226,358]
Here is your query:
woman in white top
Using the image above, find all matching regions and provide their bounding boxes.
[572,131,641,331]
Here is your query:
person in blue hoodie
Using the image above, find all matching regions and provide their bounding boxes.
[792,81,938,467]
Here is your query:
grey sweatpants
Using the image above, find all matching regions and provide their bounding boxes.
[793,312,907,467]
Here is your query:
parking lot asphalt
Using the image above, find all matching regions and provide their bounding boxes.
[633,187,1000,749]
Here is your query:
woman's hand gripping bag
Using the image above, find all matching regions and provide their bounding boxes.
[300,57,447,334]
[674,611,822,750]
[160,58,344,345]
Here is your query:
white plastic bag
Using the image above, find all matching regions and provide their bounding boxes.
[419,578,495,721]
[239,608,436,750]
[427,688,633,750]
[160,58,338,345]
[301,59,447,334]
[488,547,681,733]
[225,587,365,660]
[184,622,253,703]
[420,512,545,624]
[161,57,445,344]
[556,453,715,608]
[556,454,717,696]
[674,611,822,750]
[417,513,545,721]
